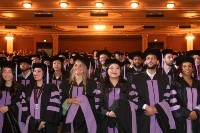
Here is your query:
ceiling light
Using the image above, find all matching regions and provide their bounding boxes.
[186,35,195,40]
[60,2,68,8]
[23,3,32,8]
[130,2,139,8]
[5,34,14,40]
[95,2,104,8]
[94,25,106,30]
[166,3,175,9]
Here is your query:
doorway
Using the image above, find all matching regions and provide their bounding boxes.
[36,42,53,56]
[148,42,164,50]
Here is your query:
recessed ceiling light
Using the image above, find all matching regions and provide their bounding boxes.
[166,3,175,9]
[94,25,106,30]
[95,2,104,8]
[60,2,68,8]
[130,2,139,8]
[23,3,32,8]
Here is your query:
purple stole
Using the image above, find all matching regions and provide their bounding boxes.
[21,80,30,87]
[23,90,42,133]
[157,101,176,129]
[0,91,11,133]
[51,79,62,87]
[129,101,137,133]
[16,96,25,132]
[186,87,199,133]
[108,88,120,133]
[65,86,97,133]
[147,80,162,133]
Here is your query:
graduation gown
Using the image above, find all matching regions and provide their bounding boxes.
[17,72,34,87]
[60,78,97,133]
[125,66,146,83]
[93,67,107,82]
[171,78,200,133]
[132,70,176,133]
[159,66,177,86]
[94,80,138,133]
[21,83,60,133]
[49,72,68,88]
[0,83,24,133]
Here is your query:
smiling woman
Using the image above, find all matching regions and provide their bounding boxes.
[0,61,24,133]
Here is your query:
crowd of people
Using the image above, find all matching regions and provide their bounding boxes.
[0,48,200,133]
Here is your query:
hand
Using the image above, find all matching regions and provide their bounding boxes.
[188,111,197,120]
[0,106,9,113]
[108,111,116,118]
[68,98,81,105]
[144,106,156,116]
[38,121,46,130]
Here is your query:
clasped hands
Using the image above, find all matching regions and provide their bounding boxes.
[144,105,157,116]
[106,111,116,118]
[0,106,8,113]
[67,98,81,105]
[188,111,197,121]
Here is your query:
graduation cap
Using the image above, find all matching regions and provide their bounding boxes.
[162,49,174,57]
[74,55,90,68]
[32,63,47,71]
[115,51,124,56]
[5,53,14,57]
[32,63,49,84]
[143,48,161,60]
[97,49,111,58]
[58,52,69,59]
[1,61,15,69]
[105,59,122,67]
[50,56,64,63]
[18,57,32,65]
[30,54,41,59]
[129,51,144,59]
[186,50,200,57]
[175,55,195,66]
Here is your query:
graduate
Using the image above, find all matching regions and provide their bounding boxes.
[171,55,200,133]
[21,63,60,133]
[94,59,138,133]
[50,56,68,88]
[160,49,177,85]
[93,49,111,83]
[132,49,176,133]
[126,51,145,83]
[60,56,97,133]
[17,57,34,87]
[0,61,24,133]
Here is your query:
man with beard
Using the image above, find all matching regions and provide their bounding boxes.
[132,48,176,133]
[126,51,146,83]
[161,49,177,85]
[17,57,34,87]
[93,49,111,83]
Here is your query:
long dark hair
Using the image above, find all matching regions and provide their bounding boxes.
[101,64,128,93]
[176,63,197,80]
[0,67,18,99]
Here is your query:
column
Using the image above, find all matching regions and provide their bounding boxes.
[186,33,194,51]
[142,34,148,52]
[6,35,14,53]
[52,34,59,55]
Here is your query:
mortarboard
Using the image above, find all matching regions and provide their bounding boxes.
[175,55,195,66]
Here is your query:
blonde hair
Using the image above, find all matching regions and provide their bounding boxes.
[69,60,88,90]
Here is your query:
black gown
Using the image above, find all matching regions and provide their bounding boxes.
[21,83,60,133]
[171,78,200,133]
[60,78,97,133]
[0,83,24,133]
[94,80,138,133]
[132,70,176,133]
[17,71,34,87]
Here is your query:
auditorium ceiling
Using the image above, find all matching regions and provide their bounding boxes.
[1,0,200,36]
